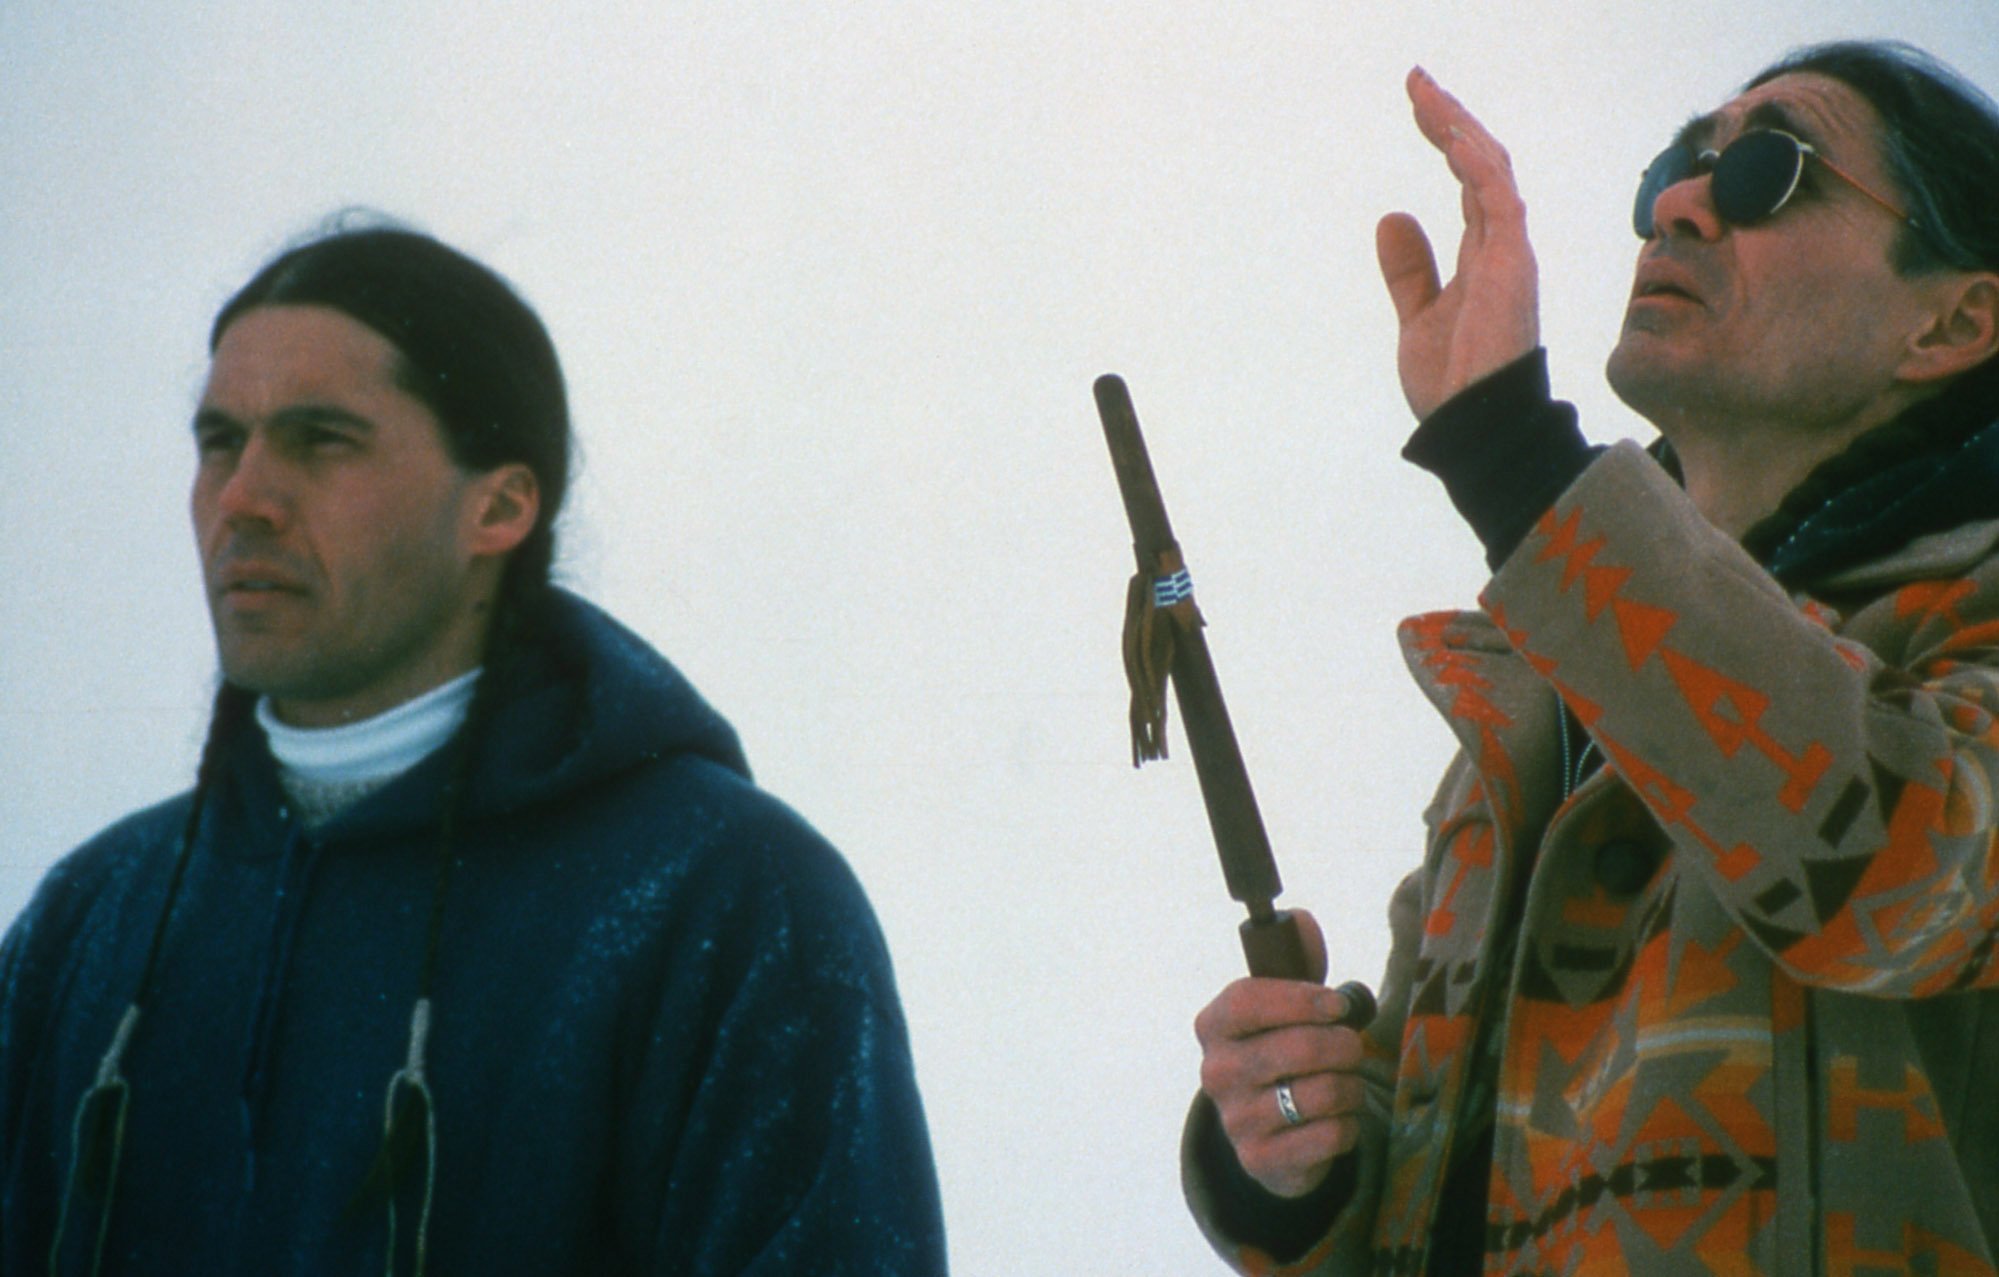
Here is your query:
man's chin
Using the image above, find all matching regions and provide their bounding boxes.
[214,648,319,703]
[1605,336,1698,421]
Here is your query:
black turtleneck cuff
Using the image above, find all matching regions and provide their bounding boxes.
[1401,349,1601,570]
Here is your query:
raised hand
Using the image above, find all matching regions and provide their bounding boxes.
[1376,67,1541,421]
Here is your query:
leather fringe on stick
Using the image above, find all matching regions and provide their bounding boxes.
[1122,547,1203,766]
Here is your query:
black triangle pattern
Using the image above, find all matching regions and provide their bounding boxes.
[1411,964,1451,1017]
[1518,946,1564,1003]
[1744,912,1810,954]
[1870,757,1909,826]
[1803,855,1875,925]
[1754,878,1803,918]
[1817,777,1869,849]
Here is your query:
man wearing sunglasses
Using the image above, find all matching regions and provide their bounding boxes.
[1187,40,1999,1276]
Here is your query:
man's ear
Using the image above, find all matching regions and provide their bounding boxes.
[466,463,541,558]
[1902,272,1999,385]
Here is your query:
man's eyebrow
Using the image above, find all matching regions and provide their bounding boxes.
[189,404,377,433]
[1742,100,1820,144]
[1672,111,1718,153]
[271,404,376,432]
[191,406,238,433]
[1672,100,1822,154]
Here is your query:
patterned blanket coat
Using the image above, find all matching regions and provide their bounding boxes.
[1187,442,1999,1275]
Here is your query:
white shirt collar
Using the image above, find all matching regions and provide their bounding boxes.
[256,669,481,786]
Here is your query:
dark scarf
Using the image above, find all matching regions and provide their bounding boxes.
[1734,361,1999,586]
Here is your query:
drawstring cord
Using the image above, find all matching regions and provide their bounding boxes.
[48,1007,139,1277]
[51,665,499,1275]
[49,757,210,1277]
[363,746,465,1277]
[52,791,459,1277]
[379,999,439,1277]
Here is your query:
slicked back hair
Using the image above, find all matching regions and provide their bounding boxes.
[1750,40,1999,279]
[211,223,573,645]
[1750,41,1999,411]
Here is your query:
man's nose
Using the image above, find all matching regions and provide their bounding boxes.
[214,436,289,527]
[1646,171,1725,242]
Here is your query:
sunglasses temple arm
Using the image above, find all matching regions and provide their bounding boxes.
[1811,150,1916,227]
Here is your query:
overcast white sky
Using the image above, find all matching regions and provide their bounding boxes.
[6,3,1996,1271]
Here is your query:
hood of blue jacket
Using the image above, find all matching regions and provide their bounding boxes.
[232,587,750,846]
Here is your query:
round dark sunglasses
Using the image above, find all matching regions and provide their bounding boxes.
[1632,127,1913,238]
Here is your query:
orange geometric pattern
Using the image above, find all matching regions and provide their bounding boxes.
[1354,449,1998,1276]
[1654,649,1833,813]
[1194,445,1999,1277]
[1825,1059,1947,1145]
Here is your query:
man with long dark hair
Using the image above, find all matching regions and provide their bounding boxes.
[0,225,946,1275]
[1187,40,1999,1275]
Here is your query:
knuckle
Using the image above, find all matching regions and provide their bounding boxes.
[1198,1052,1236,1098]
[1220,1102,1265,1150]
[1204,980,1253,1028]
[1195,981,1252,1043]
[1192,1004,1220,1046]
[1235,1141,1281,1181]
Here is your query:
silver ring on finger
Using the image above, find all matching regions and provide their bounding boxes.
[1274,1079,1304,1127]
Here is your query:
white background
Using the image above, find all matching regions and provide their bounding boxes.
[5,3,1995,1271]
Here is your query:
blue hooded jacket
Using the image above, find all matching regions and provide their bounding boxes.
[1,590,946,1275]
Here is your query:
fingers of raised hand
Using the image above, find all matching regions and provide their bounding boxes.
[1406,68,1513,173]
[1405,68,1523,231]
[1376,213,1442,325]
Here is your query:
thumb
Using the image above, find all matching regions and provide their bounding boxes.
[1376,212,1441,325]
[1276,908,1329,985]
